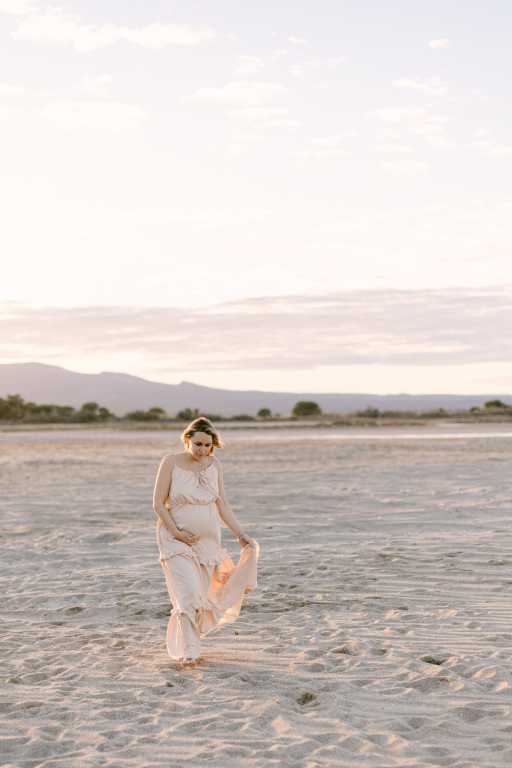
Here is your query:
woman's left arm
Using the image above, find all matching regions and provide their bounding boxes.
[214,457,255,547]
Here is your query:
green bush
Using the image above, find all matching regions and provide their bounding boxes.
[292,401,322,417]
[356,407,380,418]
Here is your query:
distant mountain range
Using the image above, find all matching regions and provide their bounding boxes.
[0,363,509,417]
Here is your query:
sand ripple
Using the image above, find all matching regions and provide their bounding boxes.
[1,429,512,766]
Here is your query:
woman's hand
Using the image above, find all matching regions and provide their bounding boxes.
[238,532,256,548]
[175,528,200,546]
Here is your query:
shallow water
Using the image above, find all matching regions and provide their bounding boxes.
[2,420,512,444]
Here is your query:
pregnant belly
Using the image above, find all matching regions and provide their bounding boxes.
[173,503,219,540]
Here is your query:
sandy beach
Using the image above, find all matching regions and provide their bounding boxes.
[2,424,512,767]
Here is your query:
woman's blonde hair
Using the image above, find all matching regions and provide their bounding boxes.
[181,416,223,453]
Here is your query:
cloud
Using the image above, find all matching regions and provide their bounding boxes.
[262,117,301,129]
[40,99,147,133]
[190,80,287,108]
[289,56,346,78]
[81,74,113,98]
[392,77,448,96]
[372,106,433,123]
[230,106,287,120]
[0,0,35,14]
[230,105,301,130]
[295,134,354,159]
[487,145,512,157]
[375,143,414,154]
[471,139,512,158]
[166,206,271,228]
[0,82,25,95]
[227,132,265,157]
[190,80,298,141]
[287,35,308,46]
[235,55,265,76]
[270,48,288,60]
[0,82,29,120]
[429,38,450,49]
[372,106,450,147]
[0,105,16,119]
[5,287,510,372]
[3,5,214,51]
[381,159,429,176]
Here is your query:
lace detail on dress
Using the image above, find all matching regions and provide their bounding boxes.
[168,463,219,509]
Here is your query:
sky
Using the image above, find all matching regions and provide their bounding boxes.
[1,1,511,394]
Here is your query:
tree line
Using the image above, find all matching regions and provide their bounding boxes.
[0,395,323,423]
[4,394,507,424]
[354,400,512,418]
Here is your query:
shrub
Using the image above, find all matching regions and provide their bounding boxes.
[356,407,380,418]
[292,401,322,417]
[176,408,200,421]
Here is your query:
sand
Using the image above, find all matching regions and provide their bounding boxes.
[1,425,512,767]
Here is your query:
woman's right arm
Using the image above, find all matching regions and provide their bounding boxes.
[152,456,180,536]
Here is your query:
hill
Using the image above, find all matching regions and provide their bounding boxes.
[0,363,510,417]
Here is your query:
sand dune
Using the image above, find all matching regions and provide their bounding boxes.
[1,426,512,767]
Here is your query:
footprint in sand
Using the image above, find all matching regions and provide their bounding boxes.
[338,735,373,754]
[434,608,458,619]
[304,661,326,673]
[408,677,449,693]
[383,626,410,636]
[297,691,317,705]
[89,532,123,544]
[472,666,497,679]
[332,645,358,656]
[407,716,429,730]
[20,672,49,684]
[454,706,489,723]
[65,606,84,614]
[302,648,321,658]
[367,733,406,750]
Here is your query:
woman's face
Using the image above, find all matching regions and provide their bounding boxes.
[187,431,213,460]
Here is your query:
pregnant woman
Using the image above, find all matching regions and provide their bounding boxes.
[153,416,259,665]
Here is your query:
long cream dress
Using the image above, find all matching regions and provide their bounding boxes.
[156,461,259,661]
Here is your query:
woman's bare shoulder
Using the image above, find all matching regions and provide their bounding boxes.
[211,454,223,469]
[159,452,185,468]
